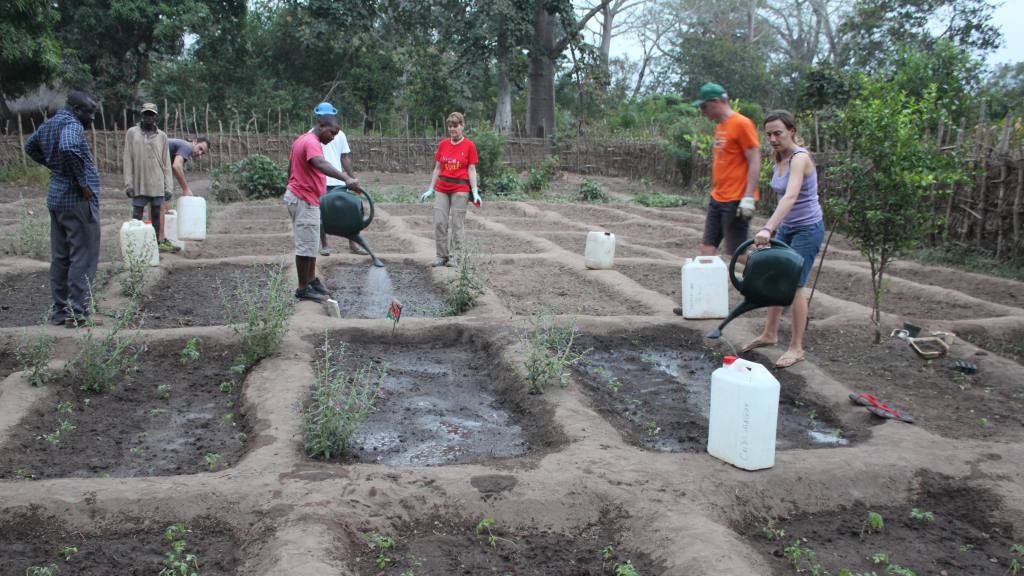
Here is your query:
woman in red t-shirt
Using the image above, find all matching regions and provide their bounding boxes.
[421,112,480,267]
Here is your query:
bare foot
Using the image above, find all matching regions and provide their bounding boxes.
[740,336,777,353]
[774,352,805,369]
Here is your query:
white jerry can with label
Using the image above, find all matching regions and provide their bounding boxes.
[119,219,160,267]
[584,231,616,269]
[681,256,729,318]
[177,196,207,240]
[707,356,780,470]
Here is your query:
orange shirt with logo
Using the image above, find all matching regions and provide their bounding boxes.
[711,112,759,203]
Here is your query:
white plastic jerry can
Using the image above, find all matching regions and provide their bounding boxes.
[119,219,160,267]
[681,255,729,319]
[177,196,207,240]
[584,231,616,269]
[707,356,780,470]
[164,209,179,242]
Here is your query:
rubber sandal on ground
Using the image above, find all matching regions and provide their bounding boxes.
[848,393,914,423]
[741,337,777,353]
[774,353,804,369]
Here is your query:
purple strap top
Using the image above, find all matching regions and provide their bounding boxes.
[770,147,822,227]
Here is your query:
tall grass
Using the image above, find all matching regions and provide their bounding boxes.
[220,263,293,367]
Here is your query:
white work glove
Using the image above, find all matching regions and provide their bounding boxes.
[471,187,481,208]
[420,188,435,202]
[737,196,755,220]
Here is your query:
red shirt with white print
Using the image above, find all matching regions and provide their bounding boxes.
[434,137,478,193]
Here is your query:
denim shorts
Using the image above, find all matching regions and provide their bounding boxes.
[776,219,825,287]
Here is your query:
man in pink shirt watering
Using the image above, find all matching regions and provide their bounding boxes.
[284,108,362,302]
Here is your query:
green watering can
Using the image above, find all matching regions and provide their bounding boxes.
[706,238,804,339]
[320,188,384,267]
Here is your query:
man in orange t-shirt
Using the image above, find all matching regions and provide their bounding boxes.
[694,82,760,259]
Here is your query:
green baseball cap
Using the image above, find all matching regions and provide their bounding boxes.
[692,83,727,107]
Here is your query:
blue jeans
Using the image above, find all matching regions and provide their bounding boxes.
[776,220,825,287]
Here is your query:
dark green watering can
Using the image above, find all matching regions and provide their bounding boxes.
[320,188,384,267]
[706,238,804,339]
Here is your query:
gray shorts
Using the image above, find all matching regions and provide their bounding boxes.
[702,198,749,256]
[131,195,165,209]
[285,190,321,257]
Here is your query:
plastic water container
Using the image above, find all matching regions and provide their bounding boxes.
[177,196,207,240]
[119,219,159,266]
[681,256,729,318]
[584,231,616,269]
[707,356,780,470]
[164,209,179,242]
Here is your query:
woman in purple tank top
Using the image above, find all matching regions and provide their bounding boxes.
[741,110,825,369]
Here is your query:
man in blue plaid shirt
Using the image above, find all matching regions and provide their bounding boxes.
[25,89,102,327]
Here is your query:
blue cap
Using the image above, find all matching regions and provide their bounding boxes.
[313,102,337,115]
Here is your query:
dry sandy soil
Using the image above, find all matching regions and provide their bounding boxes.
[0,171,1022,575]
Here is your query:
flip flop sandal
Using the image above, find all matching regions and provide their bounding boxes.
[849,393,914,423]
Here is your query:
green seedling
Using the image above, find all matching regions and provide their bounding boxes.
[64,291,141,394]
[60,544,79,560]
[602,545,616,562]
[160,523,199,576]
[229,363,247,375]
[615,560,641,576]
[156,383,171,399]
[204,452,224,471]
[218,381,234,394]
[862,511,885,536]
[304,336,386,460]
[41,403,76,445]
[57,401,74,415]
[1009,543,1023,575]
[179,338,201,364]
[785,540,826,575]
[645,421,661,437]
[130,446,145,456]
[872,553,890,564]
[364,531,397,570]
[760,519,786,542]
[475,517,499,547]
[221,413,235,426]
[149,408,168,417]
[909,508,935,523]
[25,565,57,576]
[16,330,54,387]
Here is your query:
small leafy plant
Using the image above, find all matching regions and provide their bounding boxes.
[909,508,935,523]
[444,251,486,315]
[1009,543,1023,575]
[64,297,141,394]
[179,338,201,364]
[16,330,54,387]
[221,263,293,368]
[304,337,386,460]
[364,531,397,569]
[159,523,199,576]
[60,545,79,561]
[615,560,641,576]
[25,565,57,576]
[204,452,224,471]
[760,518,786,542]
[634,191,688,208]
[473,517,514,548]
[862,511,884,536]
[523,313,590,394]
[41,401,76,445]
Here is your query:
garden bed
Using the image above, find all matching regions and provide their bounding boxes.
[323,261,449,318]
[486,261,653,316]
[142,263,282,328]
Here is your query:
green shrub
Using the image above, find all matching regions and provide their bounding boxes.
[577,179,607,203]
[8,209,49,260]
[526,155,560,198]
[16,330,54,387]
[211,154,287,202]
[523,314,590,394]
[470,127,506,180]
[305,337,386,460]
[65,300,142,394]
[444,252,486,315]
[483,170,526,199]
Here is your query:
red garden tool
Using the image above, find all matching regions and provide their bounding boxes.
[849,393,914,423]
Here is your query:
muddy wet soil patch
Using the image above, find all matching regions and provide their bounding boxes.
[0,339,249,479]
[324,262,448,318]
[142,263,279,328]
[347,511,662,575]
[574,326,865,452]
[740,471,1021,576]
[0,509,238,576]
[317,329,563,466]
[806,321,1024,440]
[487,261,652,316]
[0,271,51,327]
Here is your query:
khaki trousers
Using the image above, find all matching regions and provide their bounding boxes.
[433,191,469,259]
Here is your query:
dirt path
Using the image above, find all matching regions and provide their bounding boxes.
[0,172,1022,575]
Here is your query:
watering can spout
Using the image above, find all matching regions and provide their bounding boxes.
[704,238,804,340]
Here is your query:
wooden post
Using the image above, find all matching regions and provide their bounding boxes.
[220,120,227,167]
[17,115,26,166]
[1013,149,1023,261]
[996,116,1013,259]
[123,108,128,131]
[164,98,169,132]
